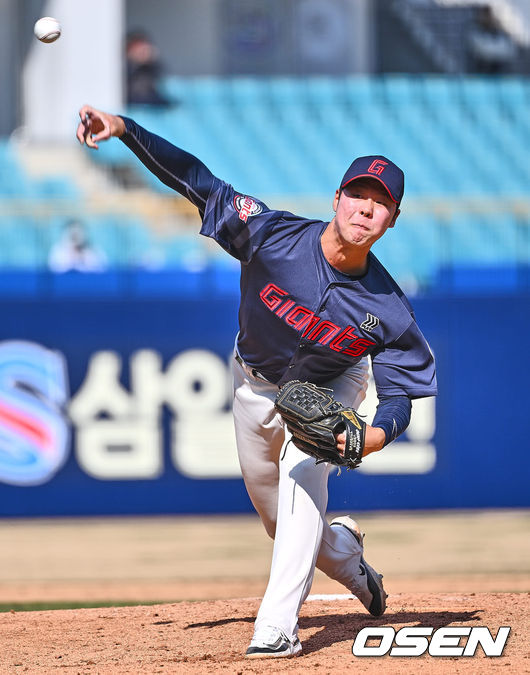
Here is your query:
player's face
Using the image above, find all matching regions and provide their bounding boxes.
[332,178,399,248]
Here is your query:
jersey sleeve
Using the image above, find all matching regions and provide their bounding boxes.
[199,181,278,263]
[120,116,277,263]
[120,117,216,216]
[371,320,437,399]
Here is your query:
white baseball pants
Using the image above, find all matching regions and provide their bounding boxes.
[232,352,369,641]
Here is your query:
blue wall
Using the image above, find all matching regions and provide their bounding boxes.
[0,271,528,516]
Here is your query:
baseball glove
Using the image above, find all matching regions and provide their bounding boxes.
[274,380,365,470]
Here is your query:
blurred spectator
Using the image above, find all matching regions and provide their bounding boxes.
[125,30,170,106]
[468,5,518,74]
[48,219,108,273]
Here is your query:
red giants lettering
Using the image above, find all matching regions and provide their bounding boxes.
[259,283,288,311]
[260,283,376,358]
[285,305,314,330]
[306,321,341,345]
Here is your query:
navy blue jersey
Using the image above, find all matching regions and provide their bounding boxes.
[121,118,437,400]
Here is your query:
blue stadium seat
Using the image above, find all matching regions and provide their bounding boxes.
[0,218,41,267]
[83,75,530,200]
[1,76,527,289]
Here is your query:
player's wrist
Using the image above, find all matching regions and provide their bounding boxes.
[113,116,126,137]
[363,425,386,455]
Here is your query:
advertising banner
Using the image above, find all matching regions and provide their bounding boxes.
[0,277,527,516]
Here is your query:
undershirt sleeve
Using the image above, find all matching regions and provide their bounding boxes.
[372,395,412,446]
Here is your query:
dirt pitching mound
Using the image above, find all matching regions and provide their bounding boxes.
[1,592,527,674]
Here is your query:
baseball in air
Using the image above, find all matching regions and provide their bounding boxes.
[34,17,61,43]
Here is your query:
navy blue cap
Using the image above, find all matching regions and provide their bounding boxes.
[340,155,404,205]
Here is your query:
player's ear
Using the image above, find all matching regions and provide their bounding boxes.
[332,189,341,212]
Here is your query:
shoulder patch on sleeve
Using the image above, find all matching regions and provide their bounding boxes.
[233,194,263,223]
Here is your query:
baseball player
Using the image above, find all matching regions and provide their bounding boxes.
[76,106,437,659]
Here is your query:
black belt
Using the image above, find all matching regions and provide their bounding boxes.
[234,353,271,383]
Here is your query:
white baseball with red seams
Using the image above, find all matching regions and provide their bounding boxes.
[34,17,61,43]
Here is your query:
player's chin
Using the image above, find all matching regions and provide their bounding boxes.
[347,227,370,245]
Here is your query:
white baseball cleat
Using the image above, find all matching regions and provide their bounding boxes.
[330,515,388,617]
[245,625,303,659]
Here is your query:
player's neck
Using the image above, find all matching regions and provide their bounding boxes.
[329,254,369,278]
[321,222,370,277]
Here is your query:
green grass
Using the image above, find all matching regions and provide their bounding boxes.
[0,600,169,613]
